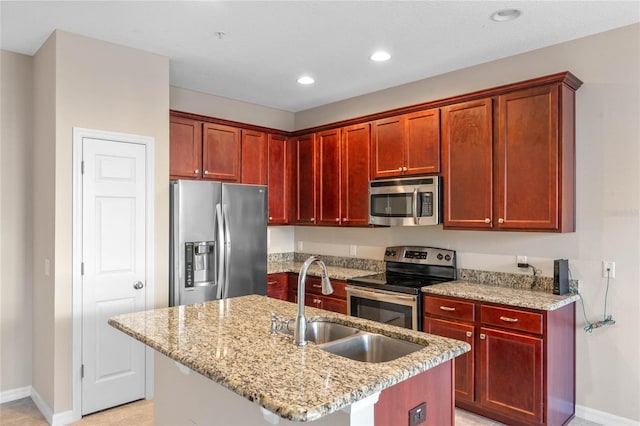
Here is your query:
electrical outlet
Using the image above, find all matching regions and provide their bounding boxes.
[408,402,427,426]
[516,255,528,268]
[602,261,615,278]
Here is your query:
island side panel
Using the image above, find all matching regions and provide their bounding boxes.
[374,359,454,426]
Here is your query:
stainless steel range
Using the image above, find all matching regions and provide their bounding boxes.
[346,246,457,331]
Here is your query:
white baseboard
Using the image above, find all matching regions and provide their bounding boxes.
[30,387,54,424]
[0,385,32,403]
[576,404,640,426]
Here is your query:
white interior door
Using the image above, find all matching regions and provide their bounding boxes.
[81,137,147,415]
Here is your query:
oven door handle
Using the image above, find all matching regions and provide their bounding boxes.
[412,188,419,225]
[346,286,417,305]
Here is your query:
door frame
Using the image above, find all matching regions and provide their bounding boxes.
[71,127,155,421]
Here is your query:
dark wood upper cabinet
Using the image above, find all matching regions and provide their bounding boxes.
[170,115,202,180]
[294,133,317,225]
[241,129,267,185]
[496,84,572,231]
[341,123,371,226]
[203,123,241,182]
[441,99,494,229]
[442,79,577,232]
[371,108,440,179]
[267,134,290,225]
[317,128,342,225]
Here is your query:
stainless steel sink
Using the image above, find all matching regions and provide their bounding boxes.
[305,321,361,344]
[317,332,424,363]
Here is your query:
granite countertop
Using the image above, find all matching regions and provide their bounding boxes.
[109,295,469,422]
[422,281,579,311]
[268,261,376,281]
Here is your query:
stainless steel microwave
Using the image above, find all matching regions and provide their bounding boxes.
[369,176,441,226]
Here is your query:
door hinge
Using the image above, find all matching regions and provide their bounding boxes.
[81,364,84,379]
[81,262,84,275]
[81,161,84,174]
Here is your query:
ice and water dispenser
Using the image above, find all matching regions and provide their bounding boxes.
[184,241,215,288]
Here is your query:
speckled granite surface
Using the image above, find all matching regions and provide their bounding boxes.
[422,281,579,311]
[268,261,378,280]
[268,252,383,280]
[109,295,469,422]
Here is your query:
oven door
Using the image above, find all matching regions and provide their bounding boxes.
[346,286,421,331]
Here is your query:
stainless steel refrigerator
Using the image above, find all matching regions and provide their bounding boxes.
[169,180,267,306]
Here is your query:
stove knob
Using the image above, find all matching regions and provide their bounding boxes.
[445,254,452,261]
[385,250,391,256]
[437,253,444,260]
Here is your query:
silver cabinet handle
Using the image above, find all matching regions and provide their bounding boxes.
[312,284,322,288]
[480,333,486,340]
[397,167,403,172]
[439,306,456,312]
[484,218,491,224]
[267,281,278,286]
[500,316,519,323]
[466,331,473,338]
[498,218,505,224]
[402,166,408,172]
[133,281,144,290]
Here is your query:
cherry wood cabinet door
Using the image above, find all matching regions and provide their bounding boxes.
[441,99,494,229]
[294,134,317,225]
[202,123,241,182]
[267,135,289,225]
[479,327,543,424]
[170,116,202,179]
[424,317,475,403]
[341,123,371,226]
[266,273,288,301]
[371,115,406,179]
[241,130,267,185]
[406,108,441,175]
[496,85,561,231]
[317,129,342,225]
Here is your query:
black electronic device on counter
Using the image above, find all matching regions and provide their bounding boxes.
[553,259,569,295]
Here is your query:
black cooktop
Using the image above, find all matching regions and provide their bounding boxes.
[347,246,457,295]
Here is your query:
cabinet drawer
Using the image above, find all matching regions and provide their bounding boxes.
[305,276,347,299]
[480,305,543,335]
[423,296,475,322]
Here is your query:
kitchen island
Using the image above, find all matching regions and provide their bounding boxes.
[109,294,469,425]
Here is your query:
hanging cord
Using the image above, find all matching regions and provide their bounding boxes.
[570,268,616,333]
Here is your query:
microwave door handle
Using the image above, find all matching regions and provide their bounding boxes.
[412,188,419,225]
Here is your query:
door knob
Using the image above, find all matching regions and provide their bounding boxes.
[133,281,144,290]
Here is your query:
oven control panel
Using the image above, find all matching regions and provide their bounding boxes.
[384,246,456,267]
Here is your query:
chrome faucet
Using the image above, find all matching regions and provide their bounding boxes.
[294,256,333,346]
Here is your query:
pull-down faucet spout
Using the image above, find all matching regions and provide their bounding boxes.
[294,256,333,346]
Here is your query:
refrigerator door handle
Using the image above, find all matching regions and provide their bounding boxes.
[215,203,225,299]
[222,204,232,298]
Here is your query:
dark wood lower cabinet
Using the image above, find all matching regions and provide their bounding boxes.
[375,360,454,426]
[424,294,576,426]
[266,273,288,300]
[285,273,347,315]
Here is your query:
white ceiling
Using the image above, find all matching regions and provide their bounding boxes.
[2,1,639,112]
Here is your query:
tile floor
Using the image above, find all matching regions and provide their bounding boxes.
[1,397,601,425]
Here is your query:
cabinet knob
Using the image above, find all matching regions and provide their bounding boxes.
[335,218,340,223]
[402,166,408,172]
[310,217,315,223]
[480,333,486,340]
[398,167,404,172]
[204,170,209,175]
[268,216,273,221]
[484,218,491,224]
[194,169,199,174]
[466,331,473,338]
[498,218,504,224]
[342,218,348,222]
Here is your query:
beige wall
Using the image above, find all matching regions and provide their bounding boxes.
[170,86,295,131]
[32,33,58,407]
[293,24,640,422]
[0,50,34,393]
[29,30,171,413]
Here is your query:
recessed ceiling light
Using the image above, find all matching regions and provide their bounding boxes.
[370,51,391,62]
[297,76,315,85]
[490,8,522,22]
